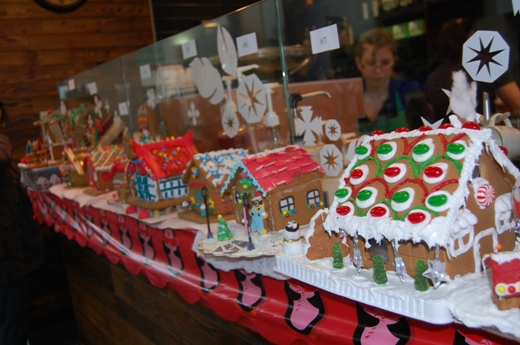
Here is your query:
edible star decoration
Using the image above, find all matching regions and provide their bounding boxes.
[422,259,450,288]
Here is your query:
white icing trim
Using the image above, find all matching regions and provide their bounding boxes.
[472,228,497,273]
[495,193,515,234]
[377,141,397,161]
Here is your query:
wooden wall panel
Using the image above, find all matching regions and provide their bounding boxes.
[0,0,155,159]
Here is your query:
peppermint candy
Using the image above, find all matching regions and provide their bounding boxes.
[476,184,495,207]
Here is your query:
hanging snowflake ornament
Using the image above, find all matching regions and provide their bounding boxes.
[190,57,225,105]
[320,144,343,176]
[295,106,323,146]
[221,105,239,139]
[237,73,267,124]
[463,30,509,83]
[514,0,520,15]
[325,119,341,141]
[187,102,200,126]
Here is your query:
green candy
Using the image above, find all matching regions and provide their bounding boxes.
[377,144,393,155]
[335,188,349,198]
[413,143,430,155]
[356,146,369,155]
[428,194,448,207]
[357,189,373,201]
[392,190,410,203]
[447,143,465,155]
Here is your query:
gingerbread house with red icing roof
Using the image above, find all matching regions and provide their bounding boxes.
[484,252,520,310]
[125,131,198,215]
[221,146,325,233]
[305,121,520,280]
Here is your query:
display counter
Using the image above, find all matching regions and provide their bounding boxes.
[29,187,517,344]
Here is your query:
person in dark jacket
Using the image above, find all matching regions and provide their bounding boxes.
[0,102,45,345]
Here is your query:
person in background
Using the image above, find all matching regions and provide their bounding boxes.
[424,18,520,122]
[355,28,422,134]
[0,101,44,345]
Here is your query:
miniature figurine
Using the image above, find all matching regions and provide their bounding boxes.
[283,221,303,257]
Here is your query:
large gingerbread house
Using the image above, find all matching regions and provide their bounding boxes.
[221,146,325,233]
[305,122,520,280]
[180,148,248,223]
[125,131,198,216]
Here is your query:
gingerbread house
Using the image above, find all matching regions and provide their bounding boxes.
[59,147,89,188]
[179,148,248,223]
[485,252,520,310]
[305,122,520,281]
[83,145,127,195]
[125,131,198,216]
[221,146,325,233]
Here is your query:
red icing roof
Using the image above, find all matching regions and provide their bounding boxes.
[131,131,198,180]
[241,146,324,194]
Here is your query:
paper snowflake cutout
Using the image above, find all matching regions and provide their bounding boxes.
[463,30,509,83]
[217,26,238,77]
[325,119,341,141]
[514,0,520,15]
[320,144,342,176]
[222,105,239,138]
[422,259,451,289]
[237,73,266,124]
[190,57,225,105]
[94,96,103,118]
[295,106,322,146]
[187,102,200,126]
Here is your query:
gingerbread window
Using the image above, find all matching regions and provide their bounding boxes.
[306,189,321,205]
[366,239,390,262]
[279,196,295,213]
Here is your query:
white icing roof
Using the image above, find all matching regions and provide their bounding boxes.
[324,126,520,251]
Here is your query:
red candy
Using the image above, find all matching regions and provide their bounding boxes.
[370,206,387,217]
[384,166,401,178]
[337,205,351,216]
[462,122,481,130]
[418,126,432,132]
[372,130,385,136]
[408,212,426,224]
[395,127,409,133]
[424,166,443,178]
[508,285,516,294]
[499,146,509,155]
[439,123,454,129]
[351,169,364,179]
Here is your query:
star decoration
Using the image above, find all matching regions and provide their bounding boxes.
[221,106,239,138]
[237,74,266,124]
[326,119,341,141]
[442,89,453,115]
[463,30,509,83]
[467,37,504,76]
[422,259,450,288]
[320,144,342,176]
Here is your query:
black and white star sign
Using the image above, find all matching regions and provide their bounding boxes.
[462,30,509,83]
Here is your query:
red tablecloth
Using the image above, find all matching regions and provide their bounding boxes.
[29,190,512,345]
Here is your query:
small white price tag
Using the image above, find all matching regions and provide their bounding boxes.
[310,24,340,54]
[182,39,197,60]
[118,102,129,116]
[87,82,97,95]
[236,32,258,57]
[68,79,75,91]
[139,64,152,80]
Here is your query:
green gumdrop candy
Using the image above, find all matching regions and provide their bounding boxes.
[357,189,373,201]
[413,143,430,155]
[414,260,429,292]
[428,194,448,207]
[373,255,388,285]
[392,190,410,203]
[377,144,393,155]
[335,188,349,199]
[356,146,369,155]
[447,143,465,155]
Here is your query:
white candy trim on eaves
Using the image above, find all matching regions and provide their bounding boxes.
[325,127,520,254]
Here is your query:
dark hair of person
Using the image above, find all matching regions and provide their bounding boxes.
[355,28,397,59]
[439,18,473,60]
